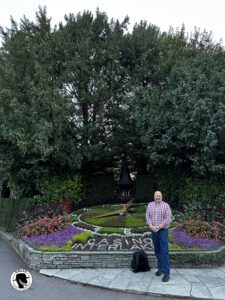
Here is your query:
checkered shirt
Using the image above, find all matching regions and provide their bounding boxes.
[146,201,172,229]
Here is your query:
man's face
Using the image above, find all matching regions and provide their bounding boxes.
[154,192,162,203]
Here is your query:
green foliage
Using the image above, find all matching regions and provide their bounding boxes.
[180,178,225,209]
[17,215,69,237]
[0,197,35,232]
[72,231,94,243]
[34,174,84,204]
[131,227,150,234]
[169,221,177,229]
[70,214,79,223]
[84,215,118,226]
[135,175,154,201]
[125,216,146,228]
[169,243,202,251]
[38,246,71,251]
[80,204,148,228]
[177,218,225,241]
[98,227,124,234]
[83,174,115,203]
[1,5,225,201]
[152,170,183,204]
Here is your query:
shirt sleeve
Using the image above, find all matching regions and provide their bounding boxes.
[160,204,172,228]
[146,203,152,226]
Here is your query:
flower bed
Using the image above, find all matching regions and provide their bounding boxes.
[23,225,83,249]
[17,215,70,237]
[176,218,225,241]
[171,228,223,250]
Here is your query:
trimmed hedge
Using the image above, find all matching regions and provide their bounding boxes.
[0,197,34,232]
[135,175,154,201]
[83,173,115,204]
[170,247,225,267]
[179,177,225,208]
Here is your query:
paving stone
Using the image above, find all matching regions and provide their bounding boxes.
[191,284,213,299]
[126,273,153,293]
[108,271,132,290]
[218,266,225,273]
[182,274,201,283]
[54,269,83,279]
[208,286,225,300]
[177,268,206,275]
[39,269,61,276]
[148,284,191,297]
[150,274,189,286]
[69,270,98,283]
[198,275,225,287]
[198,268,225,277]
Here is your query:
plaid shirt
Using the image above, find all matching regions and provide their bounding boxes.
[146,201,172,229]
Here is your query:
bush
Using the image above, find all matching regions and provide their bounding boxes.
[0,197,35,232]
[17,215,70,237]
[176,218,225,241]
[135,175,154,201]
[179,178,225,209]
[17,201,65,225]
[34,174,84,204]
[151,168,184,206]
[83,173,115,204]
[182,200,224,224]
[72,231,94,243]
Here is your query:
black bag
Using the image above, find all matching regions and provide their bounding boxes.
[130,250,150,273]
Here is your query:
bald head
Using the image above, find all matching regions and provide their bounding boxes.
[154,191,162,203]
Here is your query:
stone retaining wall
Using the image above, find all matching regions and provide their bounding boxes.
[1,230,224,271]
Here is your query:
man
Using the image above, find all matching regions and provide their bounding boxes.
[146,191,172,282]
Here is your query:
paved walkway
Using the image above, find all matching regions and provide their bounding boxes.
[40,266,225,300]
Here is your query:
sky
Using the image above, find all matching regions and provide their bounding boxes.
[0,0,224,46]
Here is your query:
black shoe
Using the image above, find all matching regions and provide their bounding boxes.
[155,270,163,276]
[162,274,170,282]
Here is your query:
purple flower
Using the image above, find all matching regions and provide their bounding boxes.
[23,225,83,247]
[171,228,222,249]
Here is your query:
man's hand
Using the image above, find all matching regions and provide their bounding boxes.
[150,225,160,232]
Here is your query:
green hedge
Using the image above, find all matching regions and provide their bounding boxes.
[135,175,154,201]
[179,178,225,208]
[35,174,84,204]
[170,247,225,267]
[0,197,34,232]
[83,173,115,204]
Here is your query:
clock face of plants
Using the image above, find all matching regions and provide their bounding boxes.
[80,204,147,228]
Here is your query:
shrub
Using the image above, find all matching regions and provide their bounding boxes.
[17,201,65,226]
[179,178,225,209]
[34,174,84,204]
[135,175,154,201]
[182,200,224,224]
[17,215,70,237]
[72,231,94,243]
[152,168,184,205]
[83,173,115,204]
[176,218,225,241]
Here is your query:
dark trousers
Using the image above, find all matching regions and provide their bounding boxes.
[151,228,170,275]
